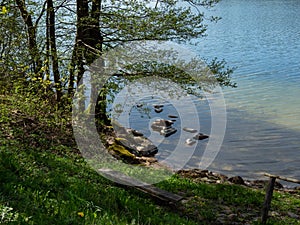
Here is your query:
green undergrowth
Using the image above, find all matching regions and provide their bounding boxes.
[0,91,299,224]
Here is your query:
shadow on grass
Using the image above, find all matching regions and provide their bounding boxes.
[0,141,197,225]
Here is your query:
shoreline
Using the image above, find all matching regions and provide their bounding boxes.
[131,154,300,191]
[175,168,300,192]
[103,123,300,191]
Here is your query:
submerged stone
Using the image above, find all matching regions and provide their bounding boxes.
[154,108,163,113]
[153,119,174,127]
[129,129,144,137]
[113,123,158,157]
[185,138,196,146]
[193,133,209,140]
[153,104,164,109]
[183,127,198,133]
[151,119,177,137]
[160,127,177,137]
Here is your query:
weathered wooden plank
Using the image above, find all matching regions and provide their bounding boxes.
[99,168,183,203]
[264,173,300,184]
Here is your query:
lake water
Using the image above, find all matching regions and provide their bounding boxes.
[111,0,300,184]
[192,0,300,182]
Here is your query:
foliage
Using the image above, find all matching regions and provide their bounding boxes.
[1,0,235,104]
[0,0,29,92]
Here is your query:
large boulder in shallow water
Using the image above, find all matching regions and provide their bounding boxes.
[151,119,174,130]
[113,123,158,157]
[151,119,177,137]
[160,127,177,137]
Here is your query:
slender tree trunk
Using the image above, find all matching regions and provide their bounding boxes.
[47,0,62,102]
[45,6,50,81]
[15,0,42,75]
[68,43,77,97]
[76,0,89,86]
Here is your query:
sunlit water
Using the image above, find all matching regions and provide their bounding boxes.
[196,0,300,130]
[110,0,300,185]
[190,0,300,182]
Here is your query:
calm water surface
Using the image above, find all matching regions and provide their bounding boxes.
[197,0,300,127]
[191,0,300,181]
[114,0,300,184]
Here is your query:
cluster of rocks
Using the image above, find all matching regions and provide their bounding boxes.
[177,169,300,224]
[177,169,229,184]
[108,102,209,161]
[138,102,210,144]
[176,169,286,190]
[151,107,209,145]
[183,127,209,146]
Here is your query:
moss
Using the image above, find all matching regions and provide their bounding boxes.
[115,137,127,142]
[108,143,135,158]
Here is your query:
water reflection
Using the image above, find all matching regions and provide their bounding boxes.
[109,0,300,183]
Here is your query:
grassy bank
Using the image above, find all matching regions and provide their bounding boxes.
[0,91,299,224]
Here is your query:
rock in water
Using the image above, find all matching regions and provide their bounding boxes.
[151,119,174,131]
[160,127,177,137]
[182,127,198,133]
[129,129,144,137]
[113,123,158,157]
[116,134,158,157]
[151,119,177,137]
[154,108,163,113]
[193,133,209,140]
[185,138,196,146]
[153,104,164,109]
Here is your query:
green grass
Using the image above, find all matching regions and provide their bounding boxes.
[0,143,198,225]
[0,90,299,224]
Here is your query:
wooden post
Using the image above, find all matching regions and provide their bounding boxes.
[261,176,276,224]
[261,173,300,224]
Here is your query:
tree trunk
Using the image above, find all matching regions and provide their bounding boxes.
[68,0,108,127]
[90,0,103,53]
[89,0,108,128]
[76,0,89,85]
[68,43,77,97]
[47,0,62,102]
[15,0,42,75]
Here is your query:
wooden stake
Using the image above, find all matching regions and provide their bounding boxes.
[261,176,276,224]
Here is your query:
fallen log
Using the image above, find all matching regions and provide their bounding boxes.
[264,173,300,184]
[99,168,184,203]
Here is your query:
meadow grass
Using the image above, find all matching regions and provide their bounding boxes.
[0,92,299,224]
